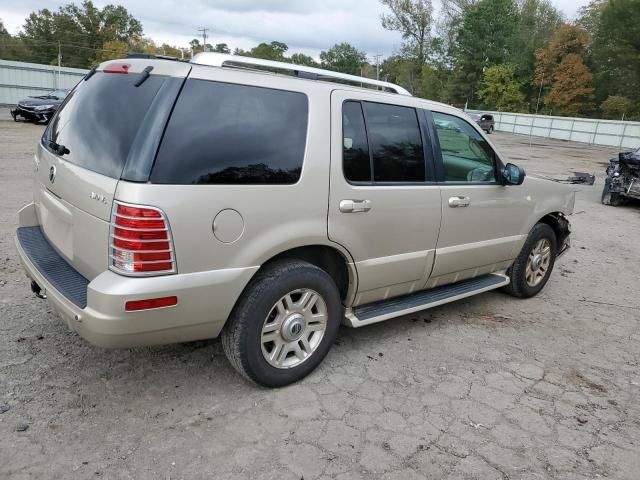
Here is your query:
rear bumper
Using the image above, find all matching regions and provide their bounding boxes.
[15,205,258,348]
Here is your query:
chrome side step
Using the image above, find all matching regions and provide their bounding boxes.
[344,273,509,328]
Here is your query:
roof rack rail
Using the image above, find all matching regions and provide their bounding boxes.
[126,53,187,62]
[190,52,411,96]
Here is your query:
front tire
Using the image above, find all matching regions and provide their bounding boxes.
[503,223,557,298]
[221,259,341,387]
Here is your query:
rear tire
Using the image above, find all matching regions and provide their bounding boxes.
[221,259,341,387]
[488,125,494,134]
[503,223,557,299]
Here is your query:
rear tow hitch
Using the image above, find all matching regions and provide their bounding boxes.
[30,280,47,299]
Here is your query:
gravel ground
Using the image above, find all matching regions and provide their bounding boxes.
[1,116,639,480]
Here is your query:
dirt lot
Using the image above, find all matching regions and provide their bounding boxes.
[1,116,639,480]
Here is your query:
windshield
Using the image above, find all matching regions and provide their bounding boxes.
[44,72,165,178]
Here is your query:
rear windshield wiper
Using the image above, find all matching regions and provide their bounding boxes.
[134,66,154,87]
[84,67,97,82]
[48,140,70,156]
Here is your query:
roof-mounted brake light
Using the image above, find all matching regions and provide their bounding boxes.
[104,63,130,74]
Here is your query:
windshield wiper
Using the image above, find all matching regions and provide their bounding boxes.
[134,66,154,87]
[48,140,70,156]
[84,67,97,82]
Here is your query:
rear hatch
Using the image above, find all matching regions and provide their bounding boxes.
[35,59,190,280]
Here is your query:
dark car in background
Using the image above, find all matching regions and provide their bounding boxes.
[469,112,495,134]
[10,89,70,124]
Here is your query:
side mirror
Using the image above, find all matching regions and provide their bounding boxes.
[502,163,526,185]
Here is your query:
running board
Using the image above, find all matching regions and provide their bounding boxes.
[344,273,510,328]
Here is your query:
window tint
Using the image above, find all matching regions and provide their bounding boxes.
[342,101,371,182]
[432,112,496,182]
[363,102,425,182]
[151,80,308,185]
[45,73,165,178]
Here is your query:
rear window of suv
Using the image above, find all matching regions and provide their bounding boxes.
[150,79,308,185]
[44,72,165,178]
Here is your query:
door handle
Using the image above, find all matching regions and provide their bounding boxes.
[448,196,471,208]
[339,199,372,213]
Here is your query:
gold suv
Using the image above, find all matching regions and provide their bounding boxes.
[15,54,573,387]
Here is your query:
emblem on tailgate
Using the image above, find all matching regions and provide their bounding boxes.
[90,192,108,204]
[48,165,56,183]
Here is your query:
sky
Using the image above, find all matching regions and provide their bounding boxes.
[1,0,591,60]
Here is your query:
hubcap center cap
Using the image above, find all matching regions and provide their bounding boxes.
[281,313,306,342]
[532,254,543,270]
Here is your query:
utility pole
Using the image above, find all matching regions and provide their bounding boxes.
[57,41,61,89]
[373,54,382,81]
[530,72,544,148]
[197,27,209,52]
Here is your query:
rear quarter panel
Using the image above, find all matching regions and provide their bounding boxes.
[114,68,345,275]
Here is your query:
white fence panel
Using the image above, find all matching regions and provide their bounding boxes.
[0,59,88,105]
[469,109,640,150]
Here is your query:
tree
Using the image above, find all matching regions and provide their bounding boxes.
[533,24,593,114]
[213,43,230,54]
[508,0,563,101]
[380,0,433,65]
[20,1,143,68]
[577,0,607,36]
[477,64,525,110]
[290,53,318,67]
[450,0,518,105]
[0,19,31,61]
[249,41,288,61]
[92,39,128,63]
[591,0,640,111]
[319,43,367,75]
[601,95,634,119]
[544,53,594,115]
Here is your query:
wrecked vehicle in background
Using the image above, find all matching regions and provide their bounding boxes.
[10,89,70,124]
[602,148,640,206]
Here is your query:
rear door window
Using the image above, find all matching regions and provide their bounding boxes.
[45,72,165,178]
[364,102,425,182]
[342,101,371,182]
[150,79,308,185]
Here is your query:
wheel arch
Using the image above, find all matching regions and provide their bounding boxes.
[537,212,570,248]
[232,243,357,309]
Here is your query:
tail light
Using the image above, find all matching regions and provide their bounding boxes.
[109,201,176,276]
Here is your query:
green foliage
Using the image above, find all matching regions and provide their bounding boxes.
[601,95,635,119]
[577,0,608,36]
[290,53,318,67]
[213,43,230,54]
[591,0,640,112]
[320,43,367,75]
[381,0,433,64]
[477,64,525,111]
[249,41,288,61]
[450,0,518,105]
[508,0,563,94]
[19,1,142,68]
